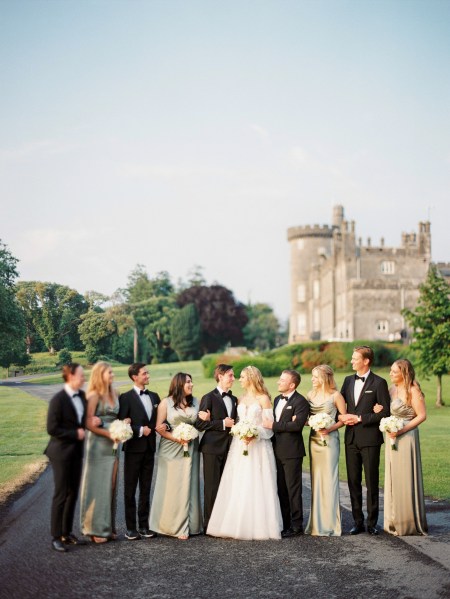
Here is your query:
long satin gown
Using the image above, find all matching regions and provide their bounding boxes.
[305,396,342,536]
[207,402,283,540]
[80,398,119,538]
[383,392,428,536]
[149,397,202,537]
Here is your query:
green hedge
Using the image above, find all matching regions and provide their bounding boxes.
[201,341,407,378]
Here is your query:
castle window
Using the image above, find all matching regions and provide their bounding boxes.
[313,280,320,299]
[381,261,395,274]
[376,320,389,333]
[297,284,306,302]
[297,313,306,335]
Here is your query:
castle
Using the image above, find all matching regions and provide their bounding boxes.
[287,205,440,343]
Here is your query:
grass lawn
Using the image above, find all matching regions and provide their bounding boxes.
[1,361,449,501]
[0,387,49,498]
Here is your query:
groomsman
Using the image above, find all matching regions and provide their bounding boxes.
[118,363,160,541]
[338,345,390,535]
[263,369,309,537]
[45,363,93,552]
[195,364,237,532]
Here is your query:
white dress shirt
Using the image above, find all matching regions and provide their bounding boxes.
[64,383,84,424]
[275,391,294,422]
[354,370,370,406]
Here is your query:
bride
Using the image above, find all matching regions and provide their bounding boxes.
[207,365,283,540]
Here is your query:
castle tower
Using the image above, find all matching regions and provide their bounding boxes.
[287,206,343,342]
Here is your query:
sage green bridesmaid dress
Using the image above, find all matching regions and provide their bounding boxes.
[305,396,342,536]
[149,397,202,537]
[383,393,428,535]
[80,398,119,538]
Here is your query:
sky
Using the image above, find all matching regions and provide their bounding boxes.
[1,0,449,321]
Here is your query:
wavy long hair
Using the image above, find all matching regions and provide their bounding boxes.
[393,359,424,406]
[168,372,194,409]
[310,364,337,398]
[87,361,116,407]
[241,365,271,400]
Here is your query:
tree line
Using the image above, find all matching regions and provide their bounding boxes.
[0,240,286,370]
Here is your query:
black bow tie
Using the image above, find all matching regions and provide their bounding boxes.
[72,392,80,398]
[221,391,232,398]
[280,395,288,401]
[355,375,365,382]
[140,389,150,396]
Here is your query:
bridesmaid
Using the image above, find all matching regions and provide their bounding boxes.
[149,373,204,539]
[376,359,428,536]
[305,365,346,536]
[79,362,122,543]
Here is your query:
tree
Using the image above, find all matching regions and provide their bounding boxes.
[243,303,280,351]
[177,285,248,354]
[16,281,88,353]
[78,309,116,363]
[0,240,30,372]
[171,303,202,360]
[403,265,450,407]
[124,266,178,363]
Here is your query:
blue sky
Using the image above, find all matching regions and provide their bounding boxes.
[1,0,449,321]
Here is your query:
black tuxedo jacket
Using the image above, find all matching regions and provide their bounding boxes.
[271,390,309,459]
[44,388,87,461]
[118,388,160,454]
[341,371,390,447]
[196,388,238,455]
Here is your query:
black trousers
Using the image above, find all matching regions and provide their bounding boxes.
[123,450,155,530]
[202,452,228,531]
[275,454,304,530]
[49,455,83,538]
[345,442,381,528]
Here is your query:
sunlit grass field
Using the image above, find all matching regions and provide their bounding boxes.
[1,359,449,500]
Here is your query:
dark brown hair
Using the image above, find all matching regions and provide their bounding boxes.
[282,369,301,388]
[168,372,194,409]
[128,362,147,381]
[214,364,233,382]
[62,363,81,382]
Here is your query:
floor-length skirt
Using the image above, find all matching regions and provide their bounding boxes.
[384,428,428,535]
[149,437,202,537]
[305,429,341,536]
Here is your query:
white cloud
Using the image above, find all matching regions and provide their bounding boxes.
[250,124,269,141]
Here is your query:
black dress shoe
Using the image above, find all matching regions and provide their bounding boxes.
[138,528,156,538]
[125,529,141,540]
[349,524,365,535]
[281,527,304,538]
[61,534,87,545]
[52,539,67,553]
[367,526,379,535]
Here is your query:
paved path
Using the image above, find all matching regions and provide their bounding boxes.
[0,383,449,599]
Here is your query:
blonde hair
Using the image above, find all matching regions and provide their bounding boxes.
[87,361,115,405]
[241,365,271,400]
[310,364,337,398]
[393,359,424,406]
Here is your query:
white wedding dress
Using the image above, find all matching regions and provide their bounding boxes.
[207,402,283,540]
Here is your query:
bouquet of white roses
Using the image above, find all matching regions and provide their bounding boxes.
[109,419,133,455]
[379,416,404,450]
[172,422,199,457]
[230,420,259,456]
[308,413,335,446]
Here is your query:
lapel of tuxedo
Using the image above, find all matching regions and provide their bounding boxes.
[63,390,80,423]
[133,389,150,419]
[357,372,374,408]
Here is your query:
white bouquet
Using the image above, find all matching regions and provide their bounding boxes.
[379,416,404,450]
[230,420,259,456]
[109,419,133,455]
[172,422,199,457]
[308,413,335,446]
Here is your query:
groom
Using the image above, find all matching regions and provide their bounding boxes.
[338,345,390,535]
[118,363,160,541]
[264,369,309,538]
[195,363,237,532]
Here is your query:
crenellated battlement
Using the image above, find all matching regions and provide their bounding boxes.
[287,224,334,241]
